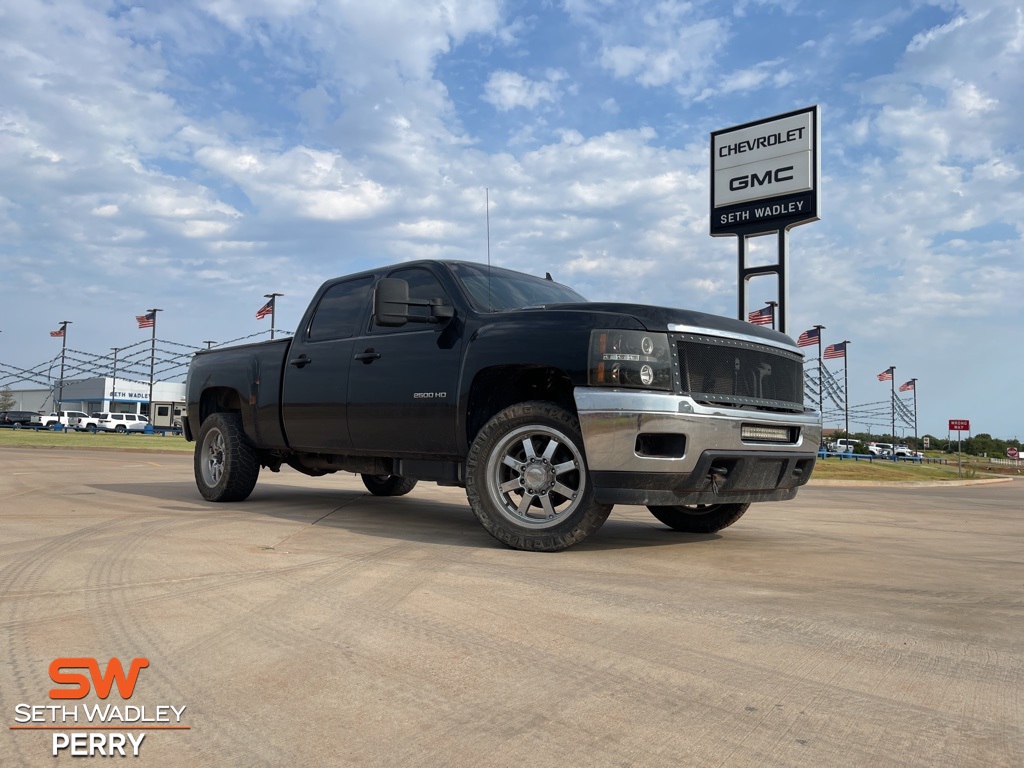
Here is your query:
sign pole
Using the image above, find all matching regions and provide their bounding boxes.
[949,420,970,477]
[958,429,962,478]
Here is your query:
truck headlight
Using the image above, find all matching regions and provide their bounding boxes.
[589,331,672,391]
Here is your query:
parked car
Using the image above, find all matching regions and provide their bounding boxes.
[828,438,859,453]
[0,410,43,428]
[91,412,147,433]
[72,413,101,431]
[868,442,894,456]
[44,410,89,428]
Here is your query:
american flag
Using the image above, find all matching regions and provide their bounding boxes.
[823,342,846,360]
[748,306,773,326]
[796,328,820,347]
[877,368,893,382]
[50,328,65,338]
[899,380,915,392]
[256,298,274,320]
[136,312,156,329]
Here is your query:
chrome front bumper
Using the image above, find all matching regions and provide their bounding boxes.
[574,388,821,506]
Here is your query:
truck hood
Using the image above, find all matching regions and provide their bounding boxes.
[539,302,797,346]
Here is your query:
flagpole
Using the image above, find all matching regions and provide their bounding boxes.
[910,378,918,453]
[842,340,850,438]
[889,366,896,458]
[56,320,71,413]
[147,308,162,420]
[264,293,283,340]
[766,301,778,331]
[814,324,825,428]
[111,347,123,406]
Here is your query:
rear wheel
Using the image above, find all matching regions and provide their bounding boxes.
[194,412,260,502]
[360,474,418,496]
[646,503,750,533]
[466,401,611,552]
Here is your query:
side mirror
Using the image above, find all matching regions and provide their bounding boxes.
[373,277,455,327]
[374,278,410,327]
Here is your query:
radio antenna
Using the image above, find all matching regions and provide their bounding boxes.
[486,187,492,311]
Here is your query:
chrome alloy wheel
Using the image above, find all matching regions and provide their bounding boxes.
[200,426,227,487]
[485,424,586,530]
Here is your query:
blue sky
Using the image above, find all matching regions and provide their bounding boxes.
[1,0,1022,441]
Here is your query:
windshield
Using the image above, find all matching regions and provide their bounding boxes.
[448,262,587,312]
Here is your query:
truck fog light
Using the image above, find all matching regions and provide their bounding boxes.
[639,364,654,386]
[741,424,793,443]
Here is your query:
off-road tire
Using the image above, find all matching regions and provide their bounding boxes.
[466,401,611,552]
[194,412,260,502]
[361,474,418,496]
[646,503,750,533]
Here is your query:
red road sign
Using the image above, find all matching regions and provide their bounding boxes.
[1009,447,1020,459]
[948,419,970,431]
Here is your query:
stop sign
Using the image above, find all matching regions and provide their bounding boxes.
[1009,447,1020,459]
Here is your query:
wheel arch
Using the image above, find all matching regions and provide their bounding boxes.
[466,365,575,447]
[197,387,248,434]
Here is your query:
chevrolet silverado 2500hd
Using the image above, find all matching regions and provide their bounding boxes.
[185,260,820,551]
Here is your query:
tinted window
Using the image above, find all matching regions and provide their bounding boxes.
[307,277,373,341]
[449,262,586,312]
[157,406,170,416]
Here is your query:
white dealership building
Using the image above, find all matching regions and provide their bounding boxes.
[7,377,186,428]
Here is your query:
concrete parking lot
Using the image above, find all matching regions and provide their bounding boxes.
[1,446,1021,767]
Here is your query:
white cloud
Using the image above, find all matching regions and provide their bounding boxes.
[482,70,567,111]
[196,145,391,221]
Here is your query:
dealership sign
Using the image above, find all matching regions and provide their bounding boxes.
[710,106,820,236]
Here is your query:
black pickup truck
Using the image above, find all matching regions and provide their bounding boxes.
[185,260,820,551]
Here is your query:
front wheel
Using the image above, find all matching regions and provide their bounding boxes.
[361,474,418,496]
[646,503,750,533]
[466,401,611,552]
[194,412,260,502]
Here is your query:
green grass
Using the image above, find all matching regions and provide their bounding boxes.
[0,427,1001,481]
[0,427,192,452]
[811,455,984,481]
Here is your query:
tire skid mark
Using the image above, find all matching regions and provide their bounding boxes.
[1,517,126,766]
[438,565,1024,759]
[82,514,281,767]
[0,554,345,635]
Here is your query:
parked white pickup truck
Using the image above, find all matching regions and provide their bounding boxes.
[44,411,89,428]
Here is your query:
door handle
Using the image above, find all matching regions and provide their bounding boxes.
[354,349,381,362]
[289,354,311,368]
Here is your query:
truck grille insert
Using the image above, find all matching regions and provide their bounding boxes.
[675,335,804,412]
